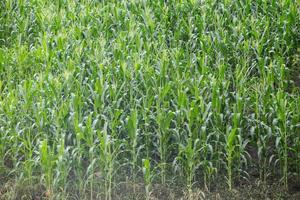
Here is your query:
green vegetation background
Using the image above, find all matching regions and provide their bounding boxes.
[0,0,299,199]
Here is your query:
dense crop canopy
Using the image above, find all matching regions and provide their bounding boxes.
[0,0,299,199]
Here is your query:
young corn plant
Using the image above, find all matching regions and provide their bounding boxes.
[142,158,153,200]
[291,97,300,183]
[97,123,121,200]
[175,137,201,194]
[54,135,70,199]
[155,109,174,185]
[84,114,96,199]
[19,129,35,185]
[126,109,139,193]
[39,139,56,199]
[225,110,240,191]
[72,108,85,196]
[211,78,223,172]
[275,90,290,190]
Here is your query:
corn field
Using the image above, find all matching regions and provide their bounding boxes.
[0,0,300,199]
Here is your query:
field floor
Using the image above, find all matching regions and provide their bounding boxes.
[1,174,300,199]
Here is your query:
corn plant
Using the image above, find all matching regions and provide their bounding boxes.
[126,109,139,192]
[225,110,240,191]
[142,158,153,200]
[39,139,56,198]
[97,122,122,200]
[275,90,290,190]
[155,109,174,185]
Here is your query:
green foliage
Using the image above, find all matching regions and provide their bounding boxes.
[0,0,299,199]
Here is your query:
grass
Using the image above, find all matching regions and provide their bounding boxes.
[0,0,300,199]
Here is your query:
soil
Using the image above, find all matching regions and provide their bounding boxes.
[1,172,300,199]
[113,178,300,200]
